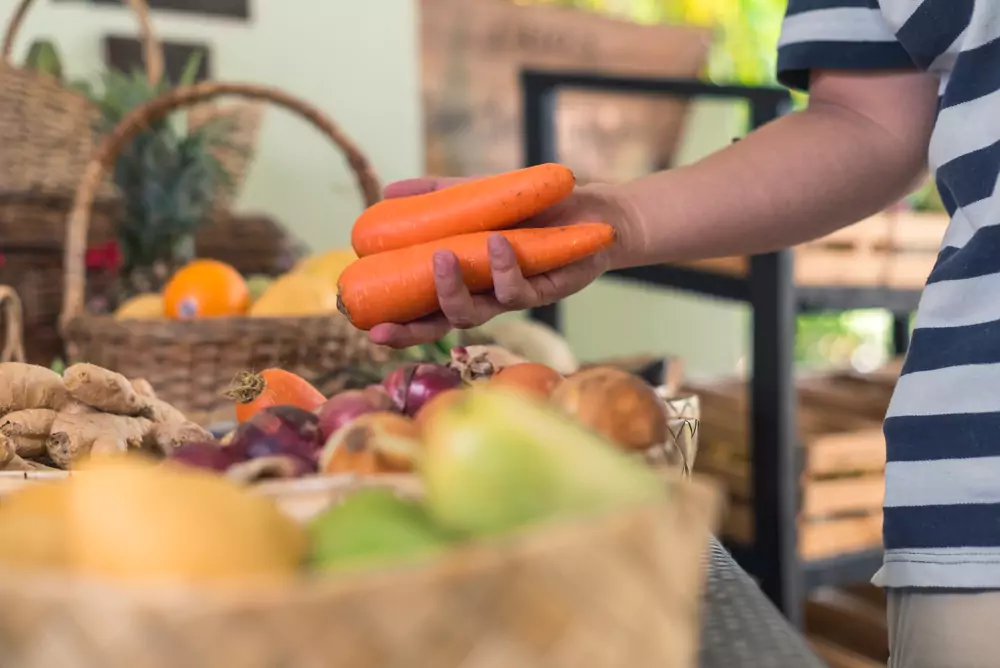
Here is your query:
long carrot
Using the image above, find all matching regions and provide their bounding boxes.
[351,164,576,257]
[224,368,326,424]
[338,223,615,330]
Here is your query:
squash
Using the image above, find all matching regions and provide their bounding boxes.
[249,272,339,317]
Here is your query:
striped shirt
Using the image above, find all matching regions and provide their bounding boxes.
[778,1,1000,589]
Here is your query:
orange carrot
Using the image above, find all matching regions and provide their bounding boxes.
[351,164,576,257]
[338,223,615,330]
[225,368,326,424]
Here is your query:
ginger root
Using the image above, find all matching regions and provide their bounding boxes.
[63,364,147,416]
[0,408,57,459]
[148,420,212,456]
[47,410,153,468]
[129,378,156,399]
[0,363,70,417]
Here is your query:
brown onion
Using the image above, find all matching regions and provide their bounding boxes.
[318,412,422,475]
[550,366,668,452]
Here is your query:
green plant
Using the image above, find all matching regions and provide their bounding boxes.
[73,53,241,298]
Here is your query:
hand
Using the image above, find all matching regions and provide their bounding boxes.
[367,176,642,348]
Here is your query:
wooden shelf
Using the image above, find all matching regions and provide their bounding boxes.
[673,211,949,290]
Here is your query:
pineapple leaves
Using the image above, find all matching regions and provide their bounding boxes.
[70,49,239,282]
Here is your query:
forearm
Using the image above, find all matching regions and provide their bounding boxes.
[615,84,934,267]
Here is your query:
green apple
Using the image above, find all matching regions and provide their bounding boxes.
[307,489,456,572]
[421,387,666,536]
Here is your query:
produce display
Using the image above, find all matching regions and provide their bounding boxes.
[113,249,359,321]
[0,362,210,472]
[155,346,673,485]
[337,164,616,329]
[0,371,670,583]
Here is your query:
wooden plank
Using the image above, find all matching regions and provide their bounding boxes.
[420,0,712,179]
[807,433,885,476]
[801,513,883,560]
[801,475,883,519]
[806,589,888,661]
[842,584,887,610]
[724,501,883,558]
[809,637,884,668]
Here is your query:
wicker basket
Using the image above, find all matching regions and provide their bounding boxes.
[187,100,265,210]
[194,212,305,277]
[59,82,389,425]
[0,473,721,668]
[0,0,162,365]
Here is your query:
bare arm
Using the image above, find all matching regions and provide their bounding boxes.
[613,70,940,268]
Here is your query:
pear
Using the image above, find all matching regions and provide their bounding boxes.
[420,387,665,536]
[308,488,455,572]
[68,457,306,585]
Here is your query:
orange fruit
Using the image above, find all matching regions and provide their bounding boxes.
[163,260,250,319]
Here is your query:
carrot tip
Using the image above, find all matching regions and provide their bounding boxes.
[336,292,351,321]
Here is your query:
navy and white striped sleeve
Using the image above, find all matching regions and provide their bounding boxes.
[777,0,916,91]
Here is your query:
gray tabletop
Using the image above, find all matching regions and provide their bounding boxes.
[700,538,825,667]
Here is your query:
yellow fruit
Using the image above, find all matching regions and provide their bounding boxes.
[113,293,164,320]
[249,272,339,317]
[293,248,357,284]
[68,457,306,584]
[0,481,71,571]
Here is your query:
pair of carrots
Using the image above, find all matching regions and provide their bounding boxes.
[337,164,615,330]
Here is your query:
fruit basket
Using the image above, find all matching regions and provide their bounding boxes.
[59,82,390,424]
[0,0,161,365]
[0,355,721,668]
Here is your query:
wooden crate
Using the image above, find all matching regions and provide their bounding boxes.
[674,211,948,290]
[807,586,888,668]
[686,372,895,560]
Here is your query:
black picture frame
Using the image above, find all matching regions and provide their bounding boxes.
[56,0,249,21]
[105,35,212,83]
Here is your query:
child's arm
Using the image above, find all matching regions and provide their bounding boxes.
[616,68,940,268]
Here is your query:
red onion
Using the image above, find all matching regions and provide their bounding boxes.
[383,363,463,416]
[166,441,245,473]
[315,386,395,440]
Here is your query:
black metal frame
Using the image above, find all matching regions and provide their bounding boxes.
[520,69,913,626]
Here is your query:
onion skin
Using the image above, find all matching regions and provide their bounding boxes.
[318,412,423,475]
[550,367,668,452]
[382,363,463,416]
[315,386,395,441]
[490,363,563,401]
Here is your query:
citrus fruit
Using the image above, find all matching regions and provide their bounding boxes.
[163,260,250,319]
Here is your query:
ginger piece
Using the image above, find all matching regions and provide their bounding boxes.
[63,363,147,416]
[148,420,212,456]
[0,362,70,417]
[0,408,57,459]
[141,396,188,424]
[130,378,157,399]
[2,454,59,472]
[0,432,14,468]
[46,411,153,469]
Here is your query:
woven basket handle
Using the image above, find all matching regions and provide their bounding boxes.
[2,0,164,85]
[0,286,26,363]
[61,81,383,329]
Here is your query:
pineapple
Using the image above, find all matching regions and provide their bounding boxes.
[74,54,243,306]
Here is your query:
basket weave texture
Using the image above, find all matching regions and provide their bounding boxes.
[0,475,720,668]
[0,0,160,364]
[59,81,389,425]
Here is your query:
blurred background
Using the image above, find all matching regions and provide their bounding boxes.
[1,0,941,378]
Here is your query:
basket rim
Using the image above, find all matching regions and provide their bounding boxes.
[0,483,716,611]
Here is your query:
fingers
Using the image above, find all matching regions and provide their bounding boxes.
[433,251,503,329]
[488,234,539,310]
[382,176,470,199]
[369,318,453,348]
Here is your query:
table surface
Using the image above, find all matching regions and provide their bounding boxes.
[700,538,825,667]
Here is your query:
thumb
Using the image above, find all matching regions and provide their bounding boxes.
[382,176,471,199]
